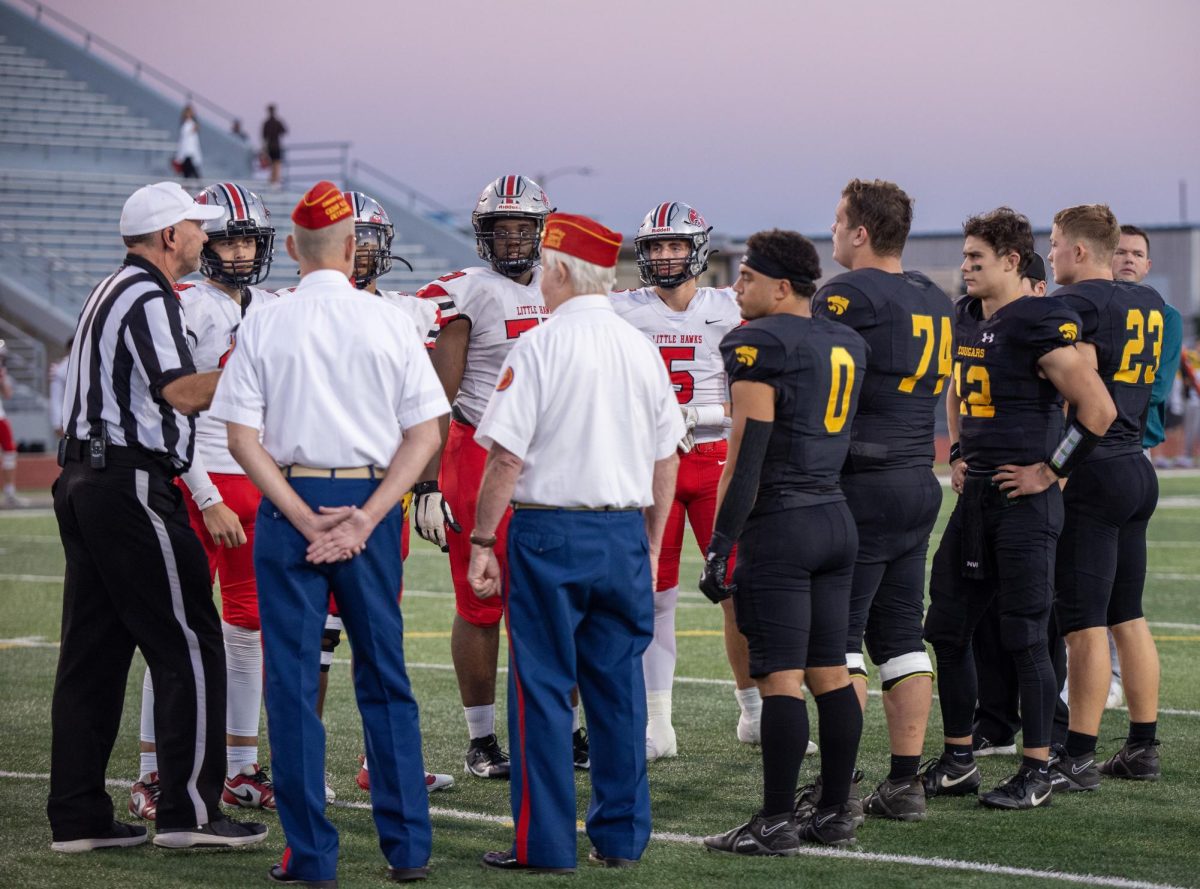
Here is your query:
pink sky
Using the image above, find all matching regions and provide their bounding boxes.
[39,0,1200,237]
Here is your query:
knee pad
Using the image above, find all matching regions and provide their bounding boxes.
[321,614,344,673]
[846,651,869,681]
[878,650,933,692]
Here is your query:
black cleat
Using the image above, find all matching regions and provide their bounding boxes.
[1048,746,1101,793]
[1099,739,1161,781]
[153,815,268,848]
[979,766,1054,810]
[794,769,864,826]
[50,820,148,853]
[703,811,800,857]
[799,803,858,846]
[863,775,927,821]
[573,727,590,771]
[465,734,511,779]
[919,753,981,797]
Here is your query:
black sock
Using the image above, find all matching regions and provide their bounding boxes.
[814,685,863,809]
[944,741,973,763]
[1129,721,1157,746]
[1065,730,1097,759]
[888,754,921,781]
[1022,754,1048,774]
[760,694,808,817]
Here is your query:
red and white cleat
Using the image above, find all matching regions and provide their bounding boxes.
[222,763,276,810]
[129,773,160,821]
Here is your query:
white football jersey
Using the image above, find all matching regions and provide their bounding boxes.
[178,281,277,473]
[610,286,741,442]
[416,266,547,426]
[378,289,458,348]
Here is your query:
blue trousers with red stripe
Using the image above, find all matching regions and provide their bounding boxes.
[503,508,654,868]
[254,477,431,882]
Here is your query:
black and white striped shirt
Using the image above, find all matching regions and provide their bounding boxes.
[62,253,198,468]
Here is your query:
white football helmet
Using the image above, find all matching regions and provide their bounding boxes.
[345,191,398,288]
[471,175,552,277]
[635,201,712,288]
[195,183,275,286]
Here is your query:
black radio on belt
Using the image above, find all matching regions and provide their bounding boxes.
[89,437,106,469]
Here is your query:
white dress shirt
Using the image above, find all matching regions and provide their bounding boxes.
[476,294,684,508]
[210,269,450,468]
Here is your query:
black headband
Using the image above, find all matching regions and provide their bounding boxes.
[741,250,813,288]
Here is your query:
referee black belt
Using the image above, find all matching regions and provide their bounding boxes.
[511,502,640,513]
[59,438,178,475]
[283,465,386,480]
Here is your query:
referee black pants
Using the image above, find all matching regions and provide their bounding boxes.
[49,455,226,839]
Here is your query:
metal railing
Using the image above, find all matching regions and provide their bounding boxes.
[350,159,468,231]
[279,141,352,186]
[8,0,240,128]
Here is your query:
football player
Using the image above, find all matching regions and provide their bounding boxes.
[923,207,1116,811]
[1048,207,1166,787]
[413,175,589,777]
[0,339,26,508]
[610,202,757,760]
[806,179,951,822]
[130,182,278,820]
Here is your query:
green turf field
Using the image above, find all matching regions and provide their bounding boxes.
[2,476,1198,888]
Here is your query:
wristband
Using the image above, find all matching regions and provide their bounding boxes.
[693,404,728,429]
[413,480,439,495]
[949,442,963,465]
[470,533,497,548]
[1047,420,1102,478]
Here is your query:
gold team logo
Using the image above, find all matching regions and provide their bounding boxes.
[826,295,850,315]
[496,366,515,391]
[735,345,758,367]
[542,227,566,250]
[1059,322,1079,342]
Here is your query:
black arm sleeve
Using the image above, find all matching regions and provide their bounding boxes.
[708,418,773,555]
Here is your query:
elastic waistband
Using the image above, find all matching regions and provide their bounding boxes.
[689,440,728,456]
[511,502,640,513]
[283,465,386,480]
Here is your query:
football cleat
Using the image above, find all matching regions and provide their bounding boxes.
[358,754,454,793]
[1099,739,1161,781]
[794,770,864,826]
[972,734,1018,757]
[465,734,511,779]
[703,811,800,857]
[798,803,859,846]
[979,765,1054,810]
[153,815,268,848]
[1,491,30,509]
[1048,746,1101,793]
[51,820,148,853]
[324,776,336,805]
[919,753,981,797]
[573,727,591,771]
[645,724,677,762]
[1105,678,1125,710]
[129,773,161,821]
[222,763,275,809]
[357,754,370,792]
[863,775,927,821]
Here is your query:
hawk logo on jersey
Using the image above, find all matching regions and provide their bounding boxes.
[826,295,850,315]
[496,366,515,391]
[1059,322,1078,342]
[735,345,758,367]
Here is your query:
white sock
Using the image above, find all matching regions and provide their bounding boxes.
[647,689,673,730]
[361,756,369,772]
[227,745,257,777]
[572,703,582,733]
[2,483,14,496]
[735,685,762,718]
[139,667,156,778]
[642,586,679,692]
[465,704,495,741]
[139,752,158,779]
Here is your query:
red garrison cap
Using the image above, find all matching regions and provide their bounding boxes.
[291,181,353,230]
[541,212,622,268]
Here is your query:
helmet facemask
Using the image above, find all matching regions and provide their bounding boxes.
[634,202,712,288]
[200,222,275,287]
[476,216,544,278]
[352,221,394,289]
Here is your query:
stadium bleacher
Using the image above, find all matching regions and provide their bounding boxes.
[0,0,477,448]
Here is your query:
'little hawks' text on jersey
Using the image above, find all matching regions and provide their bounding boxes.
[721,314,868,513]
[814,269,953,473]
[1052,280,1166,459]
[953,295,1082,471]
[416,266,546,426]
[610,286,741,443]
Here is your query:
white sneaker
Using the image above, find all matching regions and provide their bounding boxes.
[1,491,29,509]
[806,740,818,755]
[736,711,761,745]
[645,724,677,761]
[324,773,336,804]
[1106,679,1125,709]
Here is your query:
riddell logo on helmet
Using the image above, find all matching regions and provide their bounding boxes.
[650,226,673,234]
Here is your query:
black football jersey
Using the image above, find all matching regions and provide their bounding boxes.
[1053,279,1166,458]
[954,295,1082,471]
[814,269,954,473]
[720,314,869,513]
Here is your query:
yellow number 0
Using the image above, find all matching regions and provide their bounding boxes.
[825,346,855,433]
[1114,309,1164,385]
[899,314,953,395]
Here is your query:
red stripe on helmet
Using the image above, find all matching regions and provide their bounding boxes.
[503,175,518,197]
[656,202,674,229]
[221,182,246,220]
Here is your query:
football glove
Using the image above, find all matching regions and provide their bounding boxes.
[413,480,461,552]
[698,551,735,604]
[678,406,699,454]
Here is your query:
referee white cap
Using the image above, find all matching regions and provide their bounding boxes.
[120,181,224,237]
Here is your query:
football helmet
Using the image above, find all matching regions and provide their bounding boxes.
[635,202,712,288]
[195,183,275,286]
[345,191,395,288]
[472,175,552,277]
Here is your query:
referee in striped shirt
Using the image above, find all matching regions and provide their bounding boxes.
[49,182,267,853]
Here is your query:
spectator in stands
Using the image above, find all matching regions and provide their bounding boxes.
[230,119,248,143]
[261,104,287,186]
[175,105,202,180]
